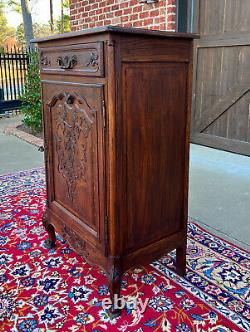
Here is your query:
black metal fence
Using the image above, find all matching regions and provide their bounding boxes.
[0,47,30,115]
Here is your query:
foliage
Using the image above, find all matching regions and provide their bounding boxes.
[55,13,70,33]
[7,0,21,14]
[0,2,7,27]
[20,51,42,133]
[63,0,69,7]
[2,0,71,50]
[0,1,15,50]
[15,0,71,46]
[7,0,35,48]
[16,22,51,47]
[56,0,70,33]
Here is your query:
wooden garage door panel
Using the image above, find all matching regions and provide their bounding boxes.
[194,47,224,120]
[192,0,250,155]
[199,0,250,36]
[199,0,226,36]
[195,46,250,128]
[223,0,250,33]
[204,91,250,143]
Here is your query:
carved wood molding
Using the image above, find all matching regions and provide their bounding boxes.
[56,55,78,69]
[61,224,90,258]
[47,92,88,107]
[85,52,99,67]
[109,255,122,282]
[42,209,49,228]
[39,46,101,74]
[47,92,96,201]
[40,55,51,66]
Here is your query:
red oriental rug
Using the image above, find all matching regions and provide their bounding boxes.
[0,168,249,332]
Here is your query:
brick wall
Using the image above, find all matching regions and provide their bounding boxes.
[70,0,176,32]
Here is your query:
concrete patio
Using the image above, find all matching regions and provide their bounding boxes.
[0,115,44,174]
[0,115,249,251]
[189,144,250,251]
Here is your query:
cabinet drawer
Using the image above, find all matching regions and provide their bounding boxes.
[39,42,104,77]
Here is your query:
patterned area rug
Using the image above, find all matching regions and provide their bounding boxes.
[0,168,249,332]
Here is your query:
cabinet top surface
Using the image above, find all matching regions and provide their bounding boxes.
[32,25,199,44]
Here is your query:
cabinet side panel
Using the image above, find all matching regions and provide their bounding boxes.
[123,62,188,251]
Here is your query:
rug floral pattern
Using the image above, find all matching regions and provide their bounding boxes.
[0,168,249,331]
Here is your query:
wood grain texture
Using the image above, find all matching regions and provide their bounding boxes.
[192,0,250,156]
[37,28,195,310]
[122,62,187,251]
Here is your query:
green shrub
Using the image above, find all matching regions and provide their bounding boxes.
[21,52,42,133]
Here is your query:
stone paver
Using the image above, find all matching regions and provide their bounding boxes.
[4,122,43,148]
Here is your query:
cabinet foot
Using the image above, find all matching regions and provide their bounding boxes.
[42,210,56,248]
[107,307,121,318]
[176,244,186,276]
[108,261,122,316]
[44,238,56,249]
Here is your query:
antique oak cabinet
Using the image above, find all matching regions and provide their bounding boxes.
[34,26,197,313]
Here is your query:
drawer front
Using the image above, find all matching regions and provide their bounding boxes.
[40,42,104,77]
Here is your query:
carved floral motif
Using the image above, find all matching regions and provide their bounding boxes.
[85,52,99,67]
[40,49,100,72]
[48,92,96,201]
[61,224,89,258]
[40,55,51,66]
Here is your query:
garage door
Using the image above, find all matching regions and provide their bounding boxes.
[191,0,250,156]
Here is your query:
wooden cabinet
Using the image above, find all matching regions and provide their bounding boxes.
[35,26,197,314]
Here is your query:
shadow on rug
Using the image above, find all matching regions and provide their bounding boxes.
[0,168,249,331]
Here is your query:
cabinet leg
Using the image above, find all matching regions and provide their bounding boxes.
[42,210,56,249]
[176,244,186,276]
[108,265,122,318]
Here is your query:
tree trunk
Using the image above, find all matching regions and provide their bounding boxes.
[49,0,54,33]
[61,0,64,33]
[20,0,34,49]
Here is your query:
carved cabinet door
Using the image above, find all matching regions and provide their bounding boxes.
[41,81,105,249]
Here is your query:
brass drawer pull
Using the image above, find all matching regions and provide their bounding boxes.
[56,55,77,69]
